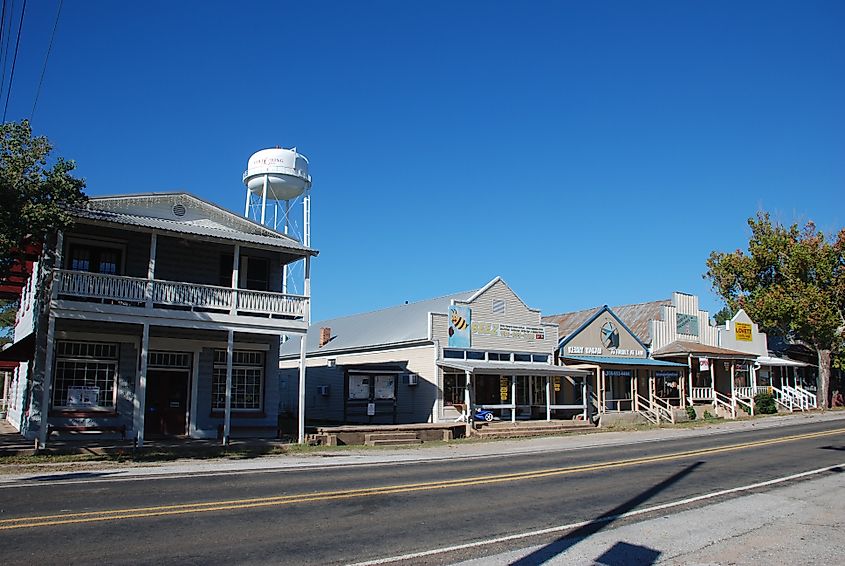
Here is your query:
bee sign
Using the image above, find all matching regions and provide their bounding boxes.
[499,377,509,401]
[735,322,752,342]
[448,306,471,348]
[553,376,561,392]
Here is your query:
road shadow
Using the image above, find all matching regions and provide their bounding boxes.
[593,541,661,566]
[26,471,122,482]
[509,462,703,566]
[819,445,845,452]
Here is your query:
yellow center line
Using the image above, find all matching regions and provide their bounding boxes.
[2,426,842,531]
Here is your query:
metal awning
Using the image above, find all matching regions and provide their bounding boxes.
[560,356,687,367]
[437,360,589,377]
[756,356,810,368]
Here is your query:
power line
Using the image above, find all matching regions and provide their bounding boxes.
[0,0,15,106]
[31,0,61,122]
[2,0,25,123]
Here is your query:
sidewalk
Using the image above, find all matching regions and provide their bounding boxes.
[453,469,845,566]
[2,410,844,483]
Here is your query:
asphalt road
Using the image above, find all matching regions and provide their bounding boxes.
[2,418,844,565]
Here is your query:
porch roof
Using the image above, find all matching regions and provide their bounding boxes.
[560,355,687,367]
[756,355,810,368]
[652,340,753,360]
[437,360,589,377]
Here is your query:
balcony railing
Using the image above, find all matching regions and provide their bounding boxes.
[53,269,306,319]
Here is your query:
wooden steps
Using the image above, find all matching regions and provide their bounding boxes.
[364,431,423,447]
[472,420,594,439]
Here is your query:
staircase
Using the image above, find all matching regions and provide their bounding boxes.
[472,420,594,439]
[363,431,423,447]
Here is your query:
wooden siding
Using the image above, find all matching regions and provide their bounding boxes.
[650,293,719,351]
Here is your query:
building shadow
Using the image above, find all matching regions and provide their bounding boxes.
[510,461,703,566]
[593,541,661,566]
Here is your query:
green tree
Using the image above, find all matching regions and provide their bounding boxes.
[0,299,16,346]
[705,212,845,408]
[713,305,734,326]
[0,120,86,279]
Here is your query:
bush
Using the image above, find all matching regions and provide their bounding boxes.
[703,410,714,420]
[685,406,697,420]
[755,392,778,415]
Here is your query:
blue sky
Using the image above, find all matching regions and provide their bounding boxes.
[4,1,843,322]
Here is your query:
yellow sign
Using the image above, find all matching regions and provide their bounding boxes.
[500,377,509,401]
[735,322,752,342]
[553,376,561,392]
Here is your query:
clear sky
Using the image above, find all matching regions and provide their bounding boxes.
[4,1,843,322]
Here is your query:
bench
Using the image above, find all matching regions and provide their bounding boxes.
[48,424,127,440]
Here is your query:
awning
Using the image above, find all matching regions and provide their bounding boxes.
[560,356,687,367]
[756,356,810,368]
[0,333,35,362]
[437,360,589,377]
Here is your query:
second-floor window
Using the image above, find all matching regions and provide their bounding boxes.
[67,243,122,275]
[219,254,270,291]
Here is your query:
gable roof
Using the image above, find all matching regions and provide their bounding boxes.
[557,305,649,352]
[72,192,316,254]
[280,288,477,358]
[543,299,670,344]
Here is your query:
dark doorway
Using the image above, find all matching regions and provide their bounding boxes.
[145,369,189,437]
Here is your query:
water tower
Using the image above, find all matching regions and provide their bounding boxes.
[243,147,312,294]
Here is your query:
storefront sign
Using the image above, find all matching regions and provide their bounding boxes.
[677,314,700,337]
[735,322,752,342]
[604,369,632,378]
[472,321,545,341]
[67,386,100,408]
[553,376,561,392]
[698,357,710,371]
[565,346,645,357]
[448,306,471,348]
[499,377,509,401]
[655,370,680,379]
[367,403,376,416]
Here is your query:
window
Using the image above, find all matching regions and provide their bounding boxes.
[514,353,532,362]
[348,375,370,400]
[488,352,511,361]
[52,341,119,410]
[466,351,485,360]
[211,350,264,411]
[67,243,122,275]
[532,354,549,363]
[443,372,464,406]
[443,349,464,359]
[219,254,271,290]
[347,373,396,400]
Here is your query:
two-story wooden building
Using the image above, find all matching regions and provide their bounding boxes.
[1,192,315,447]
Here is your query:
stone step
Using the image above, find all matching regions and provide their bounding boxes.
[364,438,424,447]
[474,423,593,439]
[364,431,419,441]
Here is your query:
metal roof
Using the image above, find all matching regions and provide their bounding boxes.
[72,193,316,254]
[543,299,670,344]
[652,341,753,359]
[279,289,477,358]
[756,355,810,368]
[560,355,687,367]
[437,360,590,377]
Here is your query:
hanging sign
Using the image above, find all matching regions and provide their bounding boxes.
[735,322,752,342]
[698,357,710,371]
[655,370,680,379]
[604,369,632,378]
[553,376,561,392]
[499,377,509,401]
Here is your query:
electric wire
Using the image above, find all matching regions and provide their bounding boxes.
[30,0,61,121]
[1,0,26,123]
[0,0,15,109]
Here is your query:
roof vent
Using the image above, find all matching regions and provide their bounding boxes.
[172,203,187,217]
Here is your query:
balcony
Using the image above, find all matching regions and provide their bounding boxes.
[53,269,306,319]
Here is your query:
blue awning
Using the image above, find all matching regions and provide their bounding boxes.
[561,355,687,367]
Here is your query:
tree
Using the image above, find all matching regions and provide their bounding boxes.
[713,305,734,326]
[0,120,86,279]
[705,212,845,408]
[0,299,16,346]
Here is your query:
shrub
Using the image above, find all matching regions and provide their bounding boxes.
[703,410,714,420]
[755,392,778,415]
[685,406,697,420]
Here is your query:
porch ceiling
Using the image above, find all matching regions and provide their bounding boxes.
[437,360,589,377]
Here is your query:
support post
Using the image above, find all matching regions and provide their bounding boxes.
[464,370,472,436]
[223,330,234,445]
[297,333,307,444]
[730,361,737,419]
[511,375,516,422]
[145,232,157,308]
[244,188,251,216]
[229,245,240,315]
[37,315,57,450]
[545,376,551,421]
[710,358,715,401]
[134,322,150,447]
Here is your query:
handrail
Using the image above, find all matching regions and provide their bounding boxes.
[714,391,736,419]
[652,395,676,424]
[793,385,818,409]
[771,386,793,412]
[690,386,713,401]
[635,394,659,424]
[783,385,810,411]
[735,394,754,416]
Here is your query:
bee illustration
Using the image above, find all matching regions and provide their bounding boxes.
[451,312,468,331]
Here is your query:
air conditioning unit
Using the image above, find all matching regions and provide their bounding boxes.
[407,374,419,386]
[317,385,330,396]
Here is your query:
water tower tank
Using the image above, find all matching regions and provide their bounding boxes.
[242,147,311,201]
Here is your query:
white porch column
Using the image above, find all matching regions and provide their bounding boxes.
[633,371,639,411]
[710,358,716,400]
[37,314,57,450]
[730,361,737,418]
[582,379,588,419]
[145,232,157,308]
[223,330,234,445]
[545,376,551,421]
[464,370,472,437]
[687,354,693,408]
[229,245,240,315]
[297,333,307,444]
[510,376,517,422]
[134,322,150,447]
